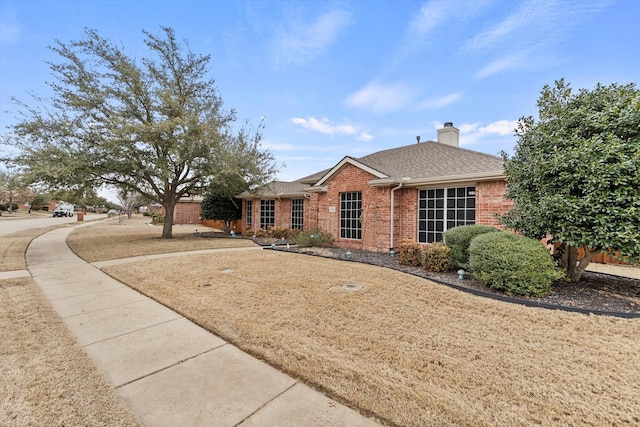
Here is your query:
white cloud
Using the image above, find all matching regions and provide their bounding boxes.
[389,0,469,67]
[430,120,517,147]
[417,92,462,109]
[458,123,480,133]
[270,9,351,69]
[475,52,528,79]
[345,82,414,114]
[0,23,19,44]
[262,141,297,152]
[357,132,374,142]
[291,117,356,137]
[478,120,518,136]
[463,1,541,53]
[465,0,612,77]
[0,6,20,45]
[454,120,518,147]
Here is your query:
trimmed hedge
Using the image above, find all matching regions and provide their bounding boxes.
[443,225,500,269]
[398,240,452,272]
[398,239,423,266]
[423,243,452,272]
[468,232,564,297]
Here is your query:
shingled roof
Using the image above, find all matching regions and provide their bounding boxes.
[358,141,503,180]
[237,180,308,199]
[240,140,505,198]
[313,141,504,187]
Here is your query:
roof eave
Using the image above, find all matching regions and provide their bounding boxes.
[307,185,328,193]
[238,191,308,199]
[368,171,506,187]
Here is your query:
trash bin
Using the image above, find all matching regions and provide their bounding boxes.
[77,212,84,221]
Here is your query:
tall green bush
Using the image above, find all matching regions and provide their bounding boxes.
[443,225,500,269]
[468,232,564,296]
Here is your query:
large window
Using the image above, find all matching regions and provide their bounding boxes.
[340,191,362,240]
[418,186,475,243]
[245,200,253,227]
[291,199,304,230]
[260,199,275,229]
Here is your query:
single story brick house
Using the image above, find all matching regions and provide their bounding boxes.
[238,123,513,253]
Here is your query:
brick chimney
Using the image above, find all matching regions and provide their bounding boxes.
[437,122,459,146]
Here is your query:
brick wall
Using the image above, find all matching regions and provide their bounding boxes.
[476,180,512,229]
[241,175,513,252]
[312,164,393,252]
[393,187,419,246]
[242,197,309,233]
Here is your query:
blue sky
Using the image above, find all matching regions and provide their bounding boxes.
[1,0,639,193]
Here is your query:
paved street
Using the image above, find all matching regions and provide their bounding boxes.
[0,213,106,236]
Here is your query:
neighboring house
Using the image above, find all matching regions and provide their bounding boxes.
[160,196,203,225]
[239,122,513,253]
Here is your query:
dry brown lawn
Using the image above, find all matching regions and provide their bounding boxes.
[0,226,62,271]
[1,222,140,425]
[72,219,640,426]
[0,277,140,426]
[67,216,254,262]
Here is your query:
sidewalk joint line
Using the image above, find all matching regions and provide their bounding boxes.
[114,344,228,389]
[81,316,187,347]
[64,298,163,320]
[233,381,298,426]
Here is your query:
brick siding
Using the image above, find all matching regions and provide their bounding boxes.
[475,180,513,229]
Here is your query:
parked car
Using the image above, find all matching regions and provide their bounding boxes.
[107,209,119,217]
[52,203,74,217]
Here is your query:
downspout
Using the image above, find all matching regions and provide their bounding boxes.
[390,181,403,253]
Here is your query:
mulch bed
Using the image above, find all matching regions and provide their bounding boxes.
[195,232,640,317]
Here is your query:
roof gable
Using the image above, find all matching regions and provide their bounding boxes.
[314,156,388,186]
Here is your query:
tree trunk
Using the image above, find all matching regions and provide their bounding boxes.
[162,202,175,239]
[563,245,578,280]
[562,245,597,282]
[569,247,597,282]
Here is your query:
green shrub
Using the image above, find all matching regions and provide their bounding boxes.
[151,213,164,225]
[423,243,452,272]
[443,225,500,269]
[468,232,564,297]
[0,203,19,211]
[398,239,423,266]
[290,229,334,247]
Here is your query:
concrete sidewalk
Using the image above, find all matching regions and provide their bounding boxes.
[26,226,380,427]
